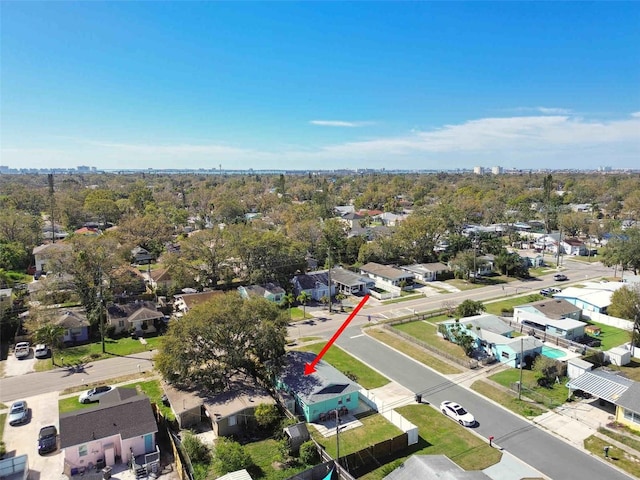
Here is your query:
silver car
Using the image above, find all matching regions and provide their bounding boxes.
[9,400,29,426]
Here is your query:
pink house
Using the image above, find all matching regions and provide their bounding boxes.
[60,388,158,476]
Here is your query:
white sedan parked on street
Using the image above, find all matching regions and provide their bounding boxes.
[440,400,476,427]
[78,385,114,404]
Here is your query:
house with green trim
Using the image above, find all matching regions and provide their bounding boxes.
[275,351,362,422]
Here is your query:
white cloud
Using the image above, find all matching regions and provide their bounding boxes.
[310,120,373,127]
[631,112,640,118]
[536,107,572,115]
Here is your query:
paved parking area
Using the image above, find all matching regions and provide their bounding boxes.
[3,350,36,377]
[3,391,65,479]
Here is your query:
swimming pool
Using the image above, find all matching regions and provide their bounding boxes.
[541,345,566,359]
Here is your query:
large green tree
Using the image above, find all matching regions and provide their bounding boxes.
[155,293,287,391]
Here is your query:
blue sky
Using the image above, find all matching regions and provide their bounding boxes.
[2,2,639,171]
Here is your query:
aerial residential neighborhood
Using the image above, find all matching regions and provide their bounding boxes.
[2,2,640,480]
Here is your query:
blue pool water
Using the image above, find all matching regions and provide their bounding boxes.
[541,345,566,359]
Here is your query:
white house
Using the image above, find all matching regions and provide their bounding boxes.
[561,237,587,256]
[360,262,415,292]
[399,263,449,282]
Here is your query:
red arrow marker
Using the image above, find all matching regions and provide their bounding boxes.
[304,294,370,375]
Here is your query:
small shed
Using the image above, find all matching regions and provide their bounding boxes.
[608,346,631,366]
[283,422,310,454]
[567,358,593,380]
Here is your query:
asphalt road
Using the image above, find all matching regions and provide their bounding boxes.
[0,351,155,403]
[335,326,633,480]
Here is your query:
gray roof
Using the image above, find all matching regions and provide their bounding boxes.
[284,422,310,441]
[329,268,373,287]
[293,271,330,290]
[278,351,362,406]
[55,309,89,328]
[60,388,157,448]
[502,336,544,352]
[360,262,414,281]
[526,298,581,319]
[567,370,634,403]
[616,382,640,413]
[383,455,491,480]
[463,314,513,336]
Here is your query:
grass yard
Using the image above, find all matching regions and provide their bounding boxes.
[583,320,631,351]
[56,336,162,367]
[470,380,546,418]
[296,343,389,389]
[310,414,402,459]
[287,307,313,321]
[244,438,313,480]
[366,329,463,375]
[393,321,468,360]
[607,360,640,382]
[597,427,640,452]
[488,369,568,408]
[447,279,484,291]
[0,413,6,443]
[584,435,640,479]
[359,405,502,480]
[483,294,544,316]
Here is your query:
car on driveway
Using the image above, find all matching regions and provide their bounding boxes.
[14,342,31,359]
[37,425,58,455]
[440,400,476,427]
[9,400,29,426]
[34,344,50,359]
[553,274,568,281]
[78,385,114,404]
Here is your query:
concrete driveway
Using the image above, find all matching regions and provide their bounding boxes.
[3,391,65,480]
[3,349,36,377]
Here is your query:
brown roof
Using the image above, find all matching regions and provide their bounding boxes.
[55,309,89,328]
[150,268,172,282]
[529,298,581,319]
[177,290,223,309]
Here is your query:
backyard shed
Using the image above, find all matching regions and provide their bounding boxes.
[608,346,631,366]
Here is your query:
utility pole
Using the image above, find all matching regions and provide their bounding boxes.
[327,247,332,313]
[98,267,106,353]
[48,174,55,243]
[334,409,341,467]
[518,337,524,400]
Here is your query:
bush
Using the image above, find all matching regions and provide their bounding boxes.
[181,431,211,464]
[105,325,117,339]
[254,403,281,431]
[212,438,253,475]
[299,441,319,465]
[0,441,6,459]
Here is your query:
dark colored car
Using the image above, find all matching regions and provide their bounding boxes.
[38,425,58,454]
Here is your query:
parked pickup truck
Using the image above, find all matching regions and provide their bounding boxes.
[14,342,31,359]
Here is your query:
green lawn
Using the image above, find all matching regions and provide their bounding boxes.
[244,439,312,480]
[584,435,640,479]
[287,307,313,321]
[57,336,162,367]
[359,405,502,480]
[483,294,544,316]
[488,369,568,408]
[447,279,484,291]
[584,320,631,351]
[607,360,640,381]
[393,321,468,360]
[310,414,402,459]
[470,380,546,418]
[0,413,6,443]
[295,343,389,389]
[367,329,462,375]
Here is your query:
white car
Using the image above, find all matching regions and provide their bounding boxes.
[14,342,31,359]
[34,344,50,359]
[78,385,114,404]
[440,400,476,427]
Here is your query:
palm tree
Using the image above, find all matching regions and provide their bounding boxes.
[33,323,65,366]
[297,291,311,318]
[283,293,295,320]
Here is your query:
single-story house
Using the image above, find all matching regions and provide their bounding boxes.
[360,262,415,291]
[561,237,587,256]
[237,283,285,303]
[383,454,491,480]
[162,378,276,436]
[131,246,154,265]
[534,233,562,253]
[60,388,158,475]
[399,263,449,282]
[329,267,374,296]
[107,300,163,335]
[173,290,224,316]
[615,382,640,433]
[497,336,545,368]
[513,311,586,341]
[515,298,582,321]
[291,271,335,302]
[276,351,362,423]
[55,309,90,344]
[553,284,624,314]
[339,211,364,229]
[145,268,174,291]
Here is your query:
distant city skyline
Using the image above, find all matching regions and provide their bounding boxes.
[2,2,639,171]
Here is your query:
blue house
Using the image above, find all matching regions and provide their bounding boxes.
[55,309,90,345]
[275,351,361,422]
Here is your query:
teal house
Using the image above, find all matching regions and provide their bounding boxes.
[237,282,285,303]
[276,351,362,422]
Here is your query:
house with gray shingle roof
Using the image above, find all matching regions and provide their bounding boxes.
[360,262,415,293]
[291,271,336,301]
[399,263,449,282]
[55,308,90,344]
[238,282,285,303]
[107,300,163,335]
[276,351,363,422]
[513,298,586,341]
[615,382,640,433]
[60,388,157,474]
[383,454,491,480]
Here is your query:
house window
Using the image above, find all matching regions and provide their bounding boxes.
[79,445,88,457]
[501,351,510,359]
[228,415,237,427]
[346,397,351,402]
[118,320,125,328]
[624,409,640,425]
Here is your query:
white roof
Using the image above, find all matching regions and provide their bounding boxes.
[554,287,614,309]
